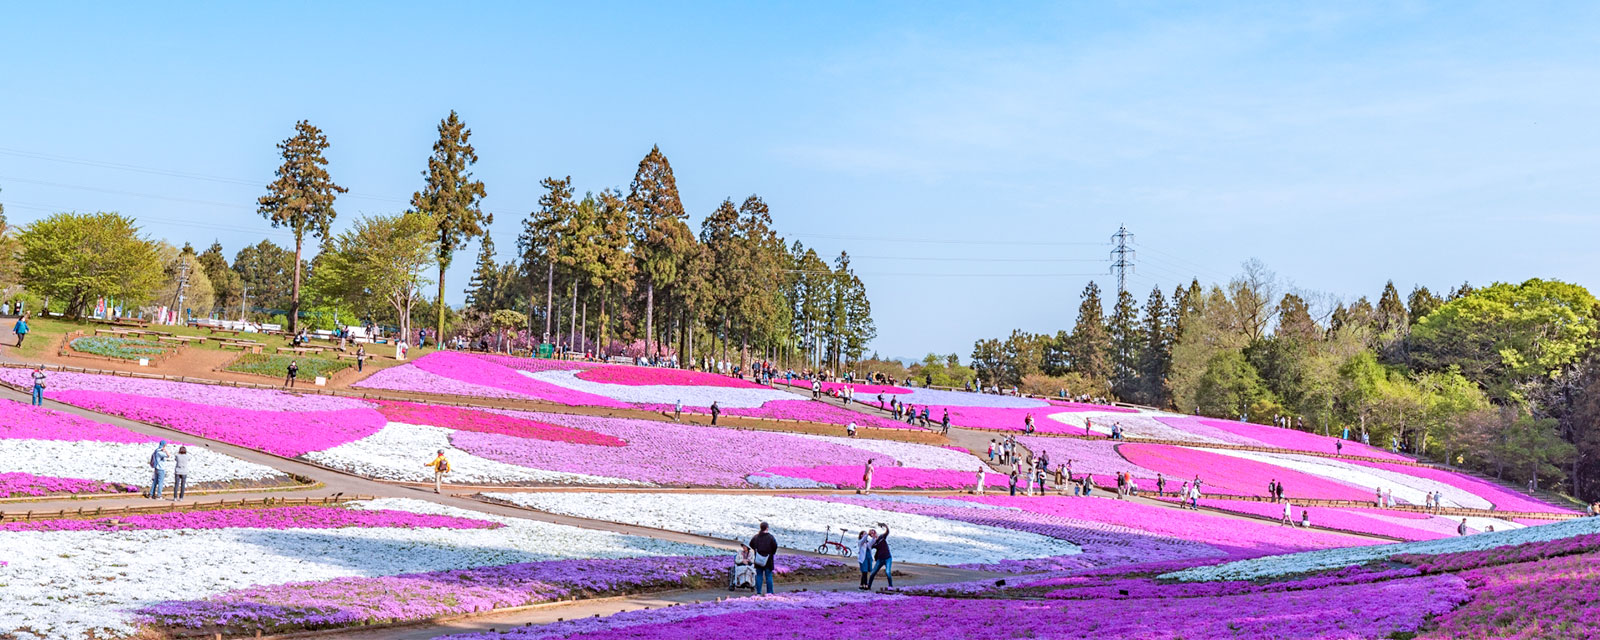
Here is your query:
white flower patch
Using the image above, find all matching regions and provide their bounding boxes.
[745,473,833,489]
[787,433,980,470]
[519,369,795,408]
[0,498,719,640]
[303,422,647,486]
[1198,448,1491,509]
[1161,515,1600,582]
[877,388,1049,409]
[488,492,1081,566]
[0,440,285,486]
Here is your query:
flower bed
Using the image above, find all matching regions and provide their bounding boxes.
[1195,448,1494,509]
[0,504,502,532]
[225,353,349,379]
[575,366,766,388]
[1345,458,1575,514]
[0,398,289,492]
[373,400,625,447]
[457,576,1469,640]
[0,370,367,412]
[0,472,136,498]
[304,423,644,486]
[1192,416,1412,461]
[1117,443,1376,501]
[487,492,1081,566]
[0,498,722,640]
[1011,435,1159,480]
[757,466,998,491]
[55,390,387,458]
[138,555,850,636]
[68,336,168,360]
[1185,498,1523,541]
[1420,551,1600,639]
[450,592,889,640]
[773,379,911,395]
[1160,515,1600,582]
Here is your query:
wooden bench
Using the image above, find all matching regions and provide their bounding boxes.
[335,352,364,361]
[219,341,263,354]
[94,328,134,337]
[208,328,242,337]
[158,335,203,345]
[276,346,323,355]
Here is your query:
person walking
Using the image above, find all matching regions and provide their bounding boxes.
[862,458,875,494]
[1335,440,1343,456]
[424,449,451,494]
[12,312,28,347]
[866,522,893,589]
[1008,467,1019,496]
[856,529,877,589]
[147,440,169,500]
[710,401,721,426]
[30,365,45,406]
[749,522,778,595]
[1280,501,1292,526]
[284,360,299,388]
[987,440,996,463]
[355,346,367,373]
[940,409,950,435]
[811,380,821,399]
[975,464,986,495]
[1156,473,1166,496]
[172,445,191,501]
[1457,518,1469,536]
[674,400,683,422]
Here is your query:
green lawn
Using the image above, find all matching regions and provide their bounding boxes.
[225,353,350,379]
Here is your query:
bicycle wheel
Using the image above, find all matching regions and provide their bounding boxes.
[816,545,828,554]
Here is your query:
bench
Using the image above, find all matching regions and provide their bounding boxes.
[94,328,134,337]
[335,352,364,361]
[158,335,203,345]
[208,328,241,337]
[276,346,323,355]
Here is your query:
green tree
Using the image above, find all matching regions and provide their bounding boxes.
[626,146,693,360]
[1194,350,1271,420]
[257,120,346,332]
[1276,293,1320,343]
[411,110,489,346]
[312,212,436,341]
[1108,288,1142,400]
[154,243,215,318]
[1409,278,1600,399]
[1068,281,1112,382]
[19,212,164,317]
[1138,286,1173,406]
[1407,285,1442,325]
[464,231,503,313]
[197,242,243,317]
[231,240,295,316]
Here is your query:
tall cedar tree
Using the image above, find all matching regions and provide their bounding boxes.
[1139,286,1173,406]
[412,111,489,344]
[591,189,635,348]
[737,195,788,362]
[626,146,691,359]
[522,177,576,339]
[1109,288,1142,399]
[1408,285,1442,325]
[1377,281,1408,335]
[257,120,346,332]
[1068,281,1112,383]
[465,232,500,312]
[701,199,741,361]
[197,241,243,317]
[1276,293,1319,343]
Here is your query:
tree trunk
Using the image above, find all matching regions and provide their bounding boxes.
[599,286,608,354]
[435,262,446,348]
[544,262,555,342]
[581,300,587,355]
[645,283,654,360]
[569,280,578,351]
[289,233,303,333]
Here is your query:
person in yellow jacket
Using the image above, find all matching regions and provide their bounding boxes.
[424,449,451,493]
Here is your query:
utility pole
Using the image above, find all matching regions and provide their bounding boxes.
[169,260,190,325]
[1110,224,1135,295]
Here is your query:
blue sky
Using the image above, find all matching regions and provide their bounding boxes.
[1,2,1597,359]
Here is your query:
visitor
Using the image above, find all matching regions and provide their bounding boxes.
[284,360,299,388]
[1278,481,1287,502]
[987,440,996,462]
[1267,479,1276,501]
[12,312,28,347]
[172,445,190,501]
[1082,475,1093,497]
[940,410,950,435]
[1280,501,1292,525]
[1008,467,1019,496]
[1054,465,1065,493]
[1300,509,1311,528]
[1085,417,1093,436]
[1024,413,1035,433]
[862,458,875,494]
[846,421,857,438]
[1384,488,1393,508]
[856,529,876,589]
[920,407,930,428]
[424,449,451,494]
[811,380,821,399]
[1375,487,1384,508]
[1037,467,1048,496]
[356,346,366,373]
[1022,466,1033,496]
[1335,440,1343,456]
[1457,518,1469,536]
[710,401,721,426]
[866,522,893,589]
[1188,482,1201,510]
[749,522,778,595]
[975,464,986,495]
[147,440,169,500]
[674,400,683,423]
[733,543,756,590]
[1127,475,1138,497]
[1156,473,1166,496]
[30,365,45,406]
[1179,481,1189,503]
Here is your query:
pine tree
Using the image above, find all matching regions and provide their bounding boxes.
[1276,293,1319,343]
[1109,288,1142,400]
[1068,281,1112,383]
[465,232,500,312]
[1377,281,1408,334]
[1407,285,1442,324]
[411,110,489,345]
[1139,286,1172,406]
[627,146,692,360]
[257,120,346,332]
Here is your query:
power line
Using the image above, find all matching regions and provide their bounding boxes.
[849,255,1107,263]
[792,233,1108,247]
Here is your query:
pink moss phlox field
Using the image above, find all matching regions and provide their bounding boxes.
[954,496,1363,558]
[494,575,1467,640]
[575,367,766,388]
[373,400,625,447]
[350,363,527,399]
[403,351,628,407]
[0,472,137,498]
[450,410,924,487]
[1119,443,1375,501]
[1193,417,1411,461]
[0,505,501,532]
[0,369,367,413]
[0,398,155,443]
[1421,551,1600,639]
[1345,458,1574,514]
[51,390,387,458]
[1043,399,1138,413]
[1012,436,1159,480]
[773,379,912,395]
[1394,532,1600,574]
[759,467,1001,491]
[137,555,845,633]
[1041,565,1423,600]
[634,399,916,430]
[1187,498,1454,541]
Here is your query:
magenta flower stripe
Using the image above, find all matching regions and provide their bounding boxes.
[0,505,501,532]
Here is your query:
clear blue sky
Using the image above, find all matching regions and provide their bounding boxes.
[2,2,1596,359]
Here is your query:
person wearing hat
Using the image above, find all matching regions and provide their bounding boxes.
[147,441,170,499]
[424,449,451,493]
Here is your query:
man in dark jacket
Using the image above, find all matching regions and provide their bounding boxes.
[749,522,778,595]
[866,522,892,589]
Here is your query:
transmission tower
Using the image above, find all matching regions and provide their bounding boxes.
[1109,225,1135,295]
